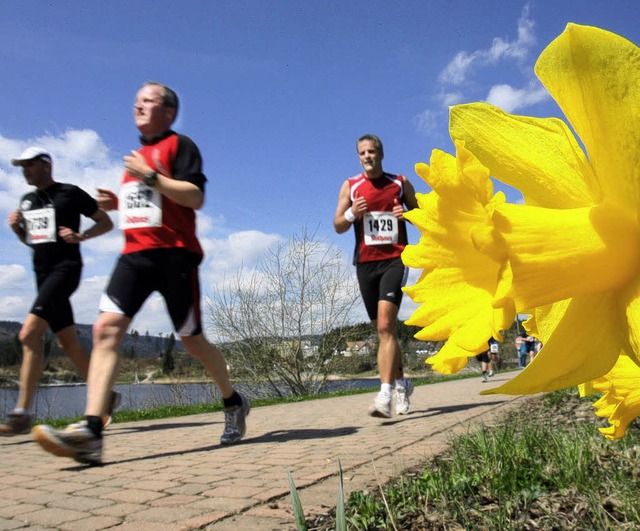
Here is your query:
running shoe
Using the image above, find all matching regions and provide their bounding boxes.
[488,370,495,377]
[103,391,122,428]
[32,421,102,466]
[368,391,392,419]
[220,393,250,445]
[0,412,32,436]
[482,373,488,383]
[394,379,414,415]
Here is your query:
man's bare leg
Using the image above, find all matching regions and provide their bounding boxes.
[85,312,129,417]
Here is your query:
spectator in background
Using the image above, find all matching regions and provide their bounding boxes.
[488,337,499,376]
[517,331,530,368]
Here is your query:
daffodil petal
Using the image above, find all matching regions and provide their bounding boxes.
[450,103,598,208]
[622,276,640,367]
[493,202,640,310]
[403,144,513,371]
[425,336,479,374]
[536,24,640,210]
[581,354,640,439]
[482,292,623,395]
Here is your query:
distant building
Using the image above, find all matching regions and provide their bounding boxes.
[343,340,375,357]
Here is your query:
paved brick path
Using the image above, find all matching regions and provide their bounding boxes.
[0,372,526,530]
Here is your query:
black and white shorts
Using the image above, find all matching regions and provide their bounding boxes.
[100,248,203,337]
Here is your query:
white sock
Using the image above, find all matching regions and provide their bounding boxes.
[395,378,407,389]
[380,383,393,395]
[12,408,26,415]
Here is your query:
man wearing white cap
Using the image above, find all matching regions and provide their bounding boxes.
[0,147,114,436]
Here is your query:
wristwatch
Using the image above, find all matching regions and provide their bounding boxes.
[143,171,158,188]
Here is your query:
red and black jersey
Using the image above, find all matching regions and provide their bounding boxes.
[121,130,206,256]
[348,172,408,264]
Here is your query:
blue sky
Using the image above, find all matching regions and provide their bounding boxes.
[1,1,638,336]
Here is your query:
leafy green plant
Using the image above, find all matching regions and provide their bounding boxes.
[288,469,307,531]
[289,459,347,531]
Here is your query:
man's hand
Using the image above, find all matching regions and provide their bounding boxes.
[8,210,23,230]
[96,188,119,211]
[351,192,368,216]
[123,150,152,180]
[58,226,81,243]
[392,198,405,219]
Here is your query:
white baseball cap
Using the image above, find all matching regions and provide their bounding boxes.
[11,147,53,166]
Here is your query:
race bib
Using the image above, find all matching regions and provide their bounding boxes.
[363,211,398,246]
[23,207,56,244]
[119,181,162,229]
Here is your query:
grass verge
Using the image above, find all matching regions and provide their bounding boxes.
[310,388,640,530]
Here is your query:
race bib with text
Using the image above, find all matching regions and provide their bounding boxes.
[23,207,56,245]
[363,211,398,246]
[119,181,162,229]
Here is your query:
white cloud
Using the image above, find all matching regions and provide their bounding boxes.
[412,109,441,134]
[484,82,549,113]
[439,91,465,107]
[439,4,536,87]
[0,264,28,289]
[0,296,29,322]
[205,230,283,276]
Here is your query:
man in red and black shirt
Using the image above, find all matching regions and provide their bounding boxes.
[334,134,418,418]
[34,82,249,465]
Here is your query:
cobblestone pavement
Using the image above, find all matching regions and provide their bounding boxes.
[0,373,526,530]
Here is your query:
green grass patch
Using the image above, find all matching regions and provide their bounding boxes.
[330,388,640,530]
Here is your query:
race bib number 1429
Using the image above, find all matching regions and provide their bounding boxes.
[363,211,398,246]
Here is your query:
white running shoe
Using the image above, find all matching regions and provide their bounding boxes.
[394,380,414,415]
[368,391,392,419]
[220,393,251,445]
[32,421,102,466]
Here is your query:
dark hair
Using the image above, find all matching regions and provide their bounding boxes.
[143,81,179,118]
[356,134,384,158]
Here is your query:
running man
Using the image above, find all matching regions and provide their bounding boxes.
[334,134,418,418]
[1,147,114,436]
[33,82,249,465]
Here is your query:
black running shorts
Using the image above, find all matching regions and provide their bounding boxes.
[100,249,203,337]
[355,256,408,321]
[31,261,82,333]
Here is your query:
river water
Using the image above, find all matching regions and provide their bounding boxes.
[0,379,380,420]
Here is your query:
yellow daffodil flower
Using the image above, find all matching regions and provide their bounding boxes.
[403,23,640,435]
[402,141,513,373]
[450,23,640,397]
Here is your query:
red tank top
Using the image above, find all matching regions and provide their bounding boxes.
[348,172,408,263]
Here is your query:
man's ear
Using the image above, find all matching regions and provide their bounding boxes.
[166,107,177,124]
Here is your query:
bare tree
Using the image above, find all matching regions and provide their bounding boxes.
[207,227,361,396]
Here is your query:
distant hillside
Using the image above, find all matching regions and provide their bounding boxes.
[0,321,181,360]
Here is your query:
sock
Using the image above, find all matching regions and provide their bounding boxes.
[223,391,242,408]
[12,408,26,415]
[86,416,104,439]
[380,383,393,395]
[395,378,408,389]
